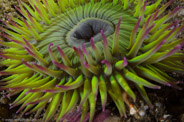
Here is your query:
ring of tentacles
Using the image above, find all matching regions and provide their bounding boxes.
[0,0,184,122]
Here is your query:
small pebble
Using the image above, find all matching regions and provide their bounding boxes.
[178,8,184,16]
[139,110,145,117]
[155,102,162,108]
[0,97,8,104]
[143,105,149,111]
[130,107,136,115]
[163,114,171,119]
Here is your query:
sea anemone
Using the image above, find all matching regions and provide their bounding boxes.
[0,0,184,121]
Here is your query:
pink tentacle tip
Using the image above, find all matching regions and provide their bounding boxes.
[102,108,105,112]
[52,60,56,64]
[43,90,47,92]
[83,62,88,68]
[177,81,184,84]
[78,46,82,52]
[56,45,60,49]
[162,39,166,43]
[101,60,110,67]
[175,6,182,11]
[72,47,79,54]
[32,62,37,66]
[9,106,14,110]
[167,83,171,87]
[117,17,122,26]
[101,30,108,45]
[101,60,106,64]
[101,29,104,34]
[78,47,84,57]
[49,43,53,48]
[60,118,64,121]
[174,20,179,26]
[77,107,81,112]
[24,46,30,52]
[123,57,128,66]
[8,88,12,90]
[25,103,29,106]
[144,0,147,4]
[139,16,142,21]
[25,9,29,13]
[176,44,182,49]
[25,91,30,95]
[90,37,96,50]
[156,40,166,49]
[95,96,97,101]
[82,43,87,54]
[72,46,77,50]
[156,86,161,89]
[25,113,29,115]
[22,37,27,42]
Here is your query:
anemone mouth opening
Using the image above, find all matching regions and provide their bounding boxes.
[68,18,114,47]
